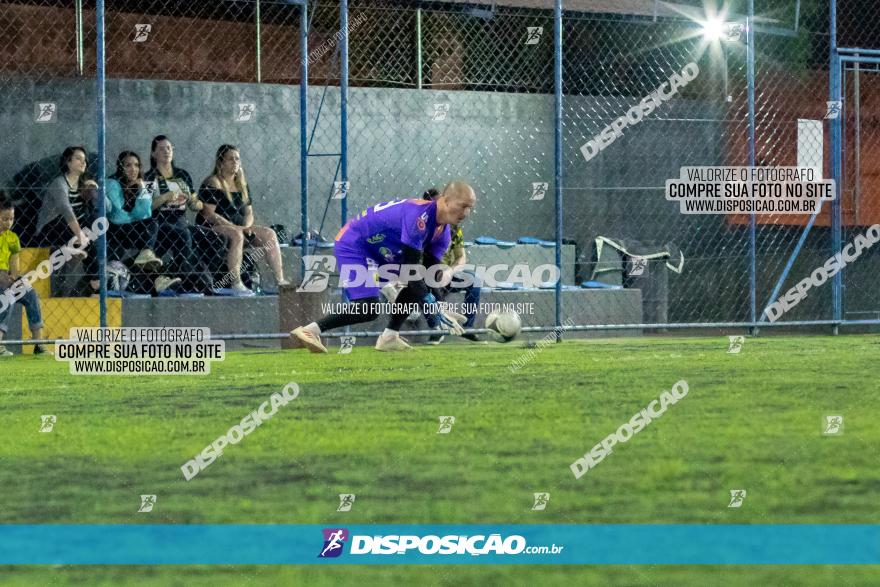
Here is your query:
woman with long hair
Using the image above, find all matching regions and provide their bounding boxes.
[35,145,100,294]
[35,146,97,249]
[144,134,208,294]
[198,144,287,294]
[106,151,180,294]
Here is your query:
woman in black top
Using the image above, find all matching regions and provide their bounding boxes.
[198,144,287,293]
[144,135,210,293]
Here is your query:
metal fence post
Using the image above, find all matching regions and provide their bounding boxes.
[341,0,349,226]
[830,0,842,334]
[747,0,757,333]
[554,0,563,337]
[416,8,423,90]
[256,0,262,83]
[96,0,107,327]
[300,1,309,277]
[75,0,84,76]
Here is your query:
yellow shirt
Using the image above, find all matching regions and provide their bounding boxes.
[0,229,21,272]
[443,225,464,267]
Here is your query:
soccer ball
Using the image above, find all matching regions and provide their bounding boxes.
[485,310,522,342]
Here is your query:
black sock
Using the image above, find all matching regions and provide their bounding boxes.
[316,296,382,331]
[387,286,433,331]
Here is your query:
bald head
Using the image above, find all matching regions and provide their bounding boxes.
[436,180,476,226]
[442,181,475,200]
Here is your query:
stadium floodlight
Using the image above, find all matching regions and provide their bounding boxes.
[701,18,725,41]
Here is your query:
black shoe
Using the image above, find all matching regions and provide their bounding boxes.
[33,345,53,356]
[427,333,445,345]
[462,333,484,343]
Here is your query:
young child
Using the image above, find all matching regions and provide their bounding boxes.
[0,196,51,356]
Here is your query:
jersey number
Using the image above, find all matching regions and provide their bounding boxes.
[371,199,406,213]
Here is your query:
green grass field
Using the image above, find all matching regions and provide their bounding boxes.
[1,334,879,584]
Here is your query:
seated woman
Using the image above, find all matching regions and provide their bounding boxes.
[106,151,180,294]
[145,134,211,294]
[34,145,99,295]
[198,144,288,294]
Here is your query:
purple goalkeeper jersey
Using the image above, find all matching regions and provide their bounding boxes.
[334,198,451,264]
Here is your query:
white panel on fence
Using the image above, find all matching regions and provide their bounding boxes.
[797,119,823,179]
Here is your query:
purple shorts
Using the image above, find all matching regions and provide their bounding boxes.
[335,247,381,301]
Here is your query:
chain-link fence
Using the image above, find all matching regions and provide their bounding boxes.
[836,0,880,324]
[1,0,876,352]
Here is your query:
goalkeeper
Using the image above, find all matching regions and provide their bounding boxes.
[290,181,476,352]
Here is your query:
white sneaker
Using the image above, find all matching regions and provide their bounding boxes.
[154,276,182,293]
[276,278,291,287]
[0,346,12,357]
[133,248,163,269]
[230,281,254,295]
[374,333,413,352]
[290,326,328,353]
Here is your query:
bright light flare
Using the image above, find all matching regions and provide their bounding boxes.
[702,19,725,41]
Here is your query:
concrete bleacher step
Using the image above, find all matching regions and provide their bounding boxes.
[5,288,641,352]
[12,297,123,354]
[279,287,642,348]
[18,247,51,300]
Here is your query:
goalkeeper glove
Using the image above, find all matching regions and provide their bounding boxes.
[424,293,466,335]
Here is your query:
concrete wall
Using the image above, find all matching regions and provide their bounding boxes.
[2,77,708,252]
[2,78,558,240]
[4,78,878,325]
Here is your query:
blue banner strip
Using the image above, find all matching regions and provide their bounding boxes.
[0,525,877,565]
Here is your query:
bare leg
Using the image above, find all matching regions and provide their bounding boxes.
[212,225,245,285]
[249,226,284,282]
